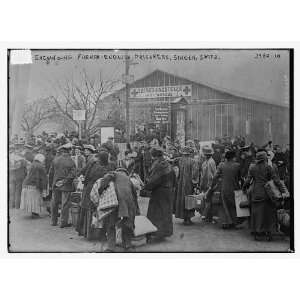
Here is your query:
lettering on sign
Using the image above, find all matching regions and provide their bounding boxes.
[153,105,170,123]
[130,85,192,98]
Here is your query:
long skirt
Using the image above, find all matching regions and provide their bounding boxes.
[220,191,237,225]
[251,200,276,233]
[20,185,43,214]
[147,187,173,238]
[76,207,103,240]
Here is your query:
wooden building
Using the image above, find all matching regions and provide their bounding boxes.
[99,70,289,146]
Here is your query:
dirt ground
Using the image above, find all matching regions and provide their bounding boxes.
[8,197,290,253]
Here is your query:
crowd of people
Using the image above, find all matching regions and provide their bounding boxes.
[9,131,291,251]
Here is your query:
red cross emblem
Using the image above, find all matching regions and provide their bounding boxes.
[183,86,191,95]
[131,89,139,97]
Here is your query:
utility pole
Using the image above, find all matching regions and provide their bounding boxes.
[125,51,130,142]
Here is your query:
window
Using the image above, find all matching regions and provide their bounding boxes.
[212,103,235,138]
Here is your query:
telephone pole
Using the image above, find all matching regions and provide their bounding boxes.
[125,51,130,142]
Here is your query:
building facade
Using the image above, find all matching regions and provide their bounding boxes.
[99,70,289,146]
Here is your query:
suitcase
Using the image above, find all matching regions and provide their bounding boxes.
[185,193,204,210]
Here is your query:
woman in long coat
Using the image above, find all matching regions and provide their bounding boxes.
[143,147,175,243]
[173,147,199,225]
[243,150,286,241]
[76,151,115,240]
[20,154,47,217]
[211,150,241,229]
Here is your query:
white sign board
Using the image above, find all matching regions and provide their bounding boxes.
[101,127,114,144]
[234,190,250,217]
[130,85,192,98]
[73,110,86,121]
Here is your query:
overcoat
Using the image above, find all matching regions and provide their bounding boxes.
[212,160,241,225]
[49,153,76,192]
[144,157,175,238]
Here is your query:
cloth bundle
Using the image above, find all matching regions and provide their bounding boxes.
[90,178,119,228]
[90,178,118,210]
[264,180,289,206]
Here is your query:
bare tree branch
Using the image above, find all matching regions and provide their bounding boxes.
[48,68,120,137]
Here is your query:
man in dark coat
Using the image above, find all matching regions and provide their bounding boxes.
[238,146,254,186]
[143,147,175,243]
[44,145,55,174]
[49,143,76,227]
[173,146,198,225]
[211,150,241,229]
[212,144,223,167]
[76,150,113,240]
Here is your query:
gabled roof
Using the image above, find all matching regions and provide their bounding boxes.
[106,69,288,108]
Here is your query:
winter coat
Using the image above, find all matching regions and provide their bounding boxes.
[49,153,76,192]
[243,161,285,202]
[144,157,175,237]
[22,160,47,192]
[81,161,112,209]
[212,160,241,196]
